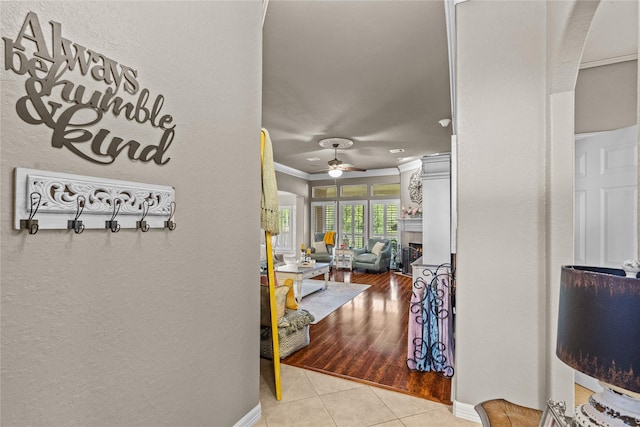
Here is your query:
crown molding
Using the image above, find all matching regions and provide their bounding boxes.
[580,54,637,70]
[274,162,400,181]
[397,159,422,173]
[274,162,310,180]
[306,167,399,181]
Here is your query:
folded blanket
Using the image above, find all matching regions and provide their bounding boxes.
[260,308,315,339]
[260,128,279,235]
[323,231,336,246]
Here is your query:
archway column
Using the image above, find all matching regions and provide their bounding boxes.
[453,0,599,419]
[546,90,578,411]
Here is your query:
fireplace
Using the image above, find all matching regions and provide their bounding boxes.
[401,243,423,275]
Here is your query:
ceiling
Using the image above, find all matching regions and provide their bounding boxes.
[262,0,638,177]
[581,0,638,67]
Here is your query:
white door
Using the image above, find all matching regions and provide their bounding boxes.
[574,125,638,267]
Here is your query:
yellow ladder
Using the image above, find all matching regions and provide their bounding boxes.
[261,129,282,400]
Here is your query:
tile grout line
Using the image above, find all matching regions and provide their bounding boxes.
[363,385,404,426]
[301,366,452,426]
[302,368,340,427]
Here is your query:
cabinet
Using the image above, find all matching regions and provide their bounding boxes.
[334,249,353,270]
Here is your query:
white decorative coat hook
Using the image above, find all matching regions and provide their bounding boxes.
[20,192,41,235]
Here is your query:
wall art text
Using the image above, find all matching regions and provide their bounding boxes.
[3,11,176,165]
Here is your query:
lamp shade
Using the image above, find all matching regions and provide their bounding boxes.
[557,265,640,394]
[328,168,343,178]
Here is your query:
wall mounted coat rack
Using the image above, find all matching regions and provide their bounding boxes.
[14,168,176,232]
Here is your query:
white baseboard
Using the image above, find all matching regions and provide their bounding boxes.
[233,403,262,427]
[453,400,481,423]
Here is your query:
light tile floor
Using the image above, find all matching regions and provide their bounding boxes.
[258,359,481,427]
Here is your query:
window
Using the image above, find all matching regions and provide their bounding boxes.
[340,201,366,248]
[370,200,399,240]
[371,183,400,196]
[311,182,400,249]
[371,200,399,267]
[273,205,295,252]
[340,184,367,198]
[312,186,337,198]
[311,201,336,234]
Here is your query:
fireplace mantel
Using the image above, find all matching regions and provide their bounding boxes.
[398,217,422,232]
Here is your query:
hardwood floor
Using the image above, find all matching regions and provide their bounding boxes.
[281,268,453,405]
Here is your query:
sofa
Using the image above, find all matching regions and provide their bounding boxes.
[352,238,392,273]
[309,232,334,264]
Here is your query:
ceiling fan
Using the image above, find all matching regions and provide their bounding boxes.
[318,138,366,177]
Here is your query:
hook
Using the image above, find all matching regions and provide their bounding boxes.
[164,201,176,231]
[105,199,121,233]
[67,196,86,234]
[136,200,150,232]
[20,192,42,235]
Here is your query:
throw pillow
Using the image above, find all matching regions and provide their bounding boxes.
[371,241,386,256]
[312,241,328,254]
[260,285,289,327]
[282,278,298,310]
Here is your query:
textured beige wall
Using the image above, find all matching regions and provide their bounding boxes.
[1,2,262,425]
[455,0,548,410]
[544,0,600,410]
[454,0,607,412]
[575,61,638,133]
[276,171,309,197]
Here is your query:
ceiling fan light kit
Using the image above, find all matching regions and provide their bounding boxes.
[316,137,367,177]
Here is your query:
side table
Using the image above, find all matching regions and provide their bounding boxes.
[334,248,353,271]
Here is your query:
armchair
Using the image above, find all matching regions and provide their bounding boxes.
[309,232,334,264]
[352,238,392,273]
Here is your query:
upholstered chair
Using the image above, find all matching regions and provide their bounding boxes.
[352,238,392,273]
[309,232,334,264]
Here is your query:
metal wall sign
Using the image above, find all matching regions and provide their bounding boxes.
[3,11,176,165]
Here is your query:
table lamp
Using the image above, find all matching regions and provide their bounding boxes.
[556,262,640,426]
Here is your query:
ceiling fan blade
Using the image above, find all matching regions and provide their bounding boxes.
[340,165,366,172]
[318,142,365,173]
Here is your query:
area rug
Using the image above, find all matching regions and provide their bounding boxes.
[298,280,370,324]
